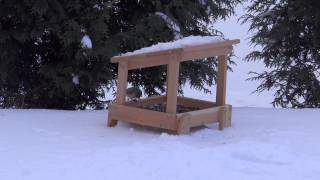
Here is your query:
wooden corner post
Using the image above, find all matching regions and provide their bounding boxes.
[116,62,129,104]
[216,55,229,130]
[216,55,227,105]
[108,61,128,127]
[166,55,180,114]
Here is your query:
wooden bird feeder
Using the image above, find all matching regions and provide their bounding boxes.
[108,38,240,134]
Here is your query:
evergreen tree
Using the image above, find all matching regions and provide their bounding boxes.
[243,0,320,108]
[0,0,240,109]
[0,0,115,109]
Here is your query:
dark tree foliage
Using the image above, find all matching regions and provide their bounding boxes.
[0,0,240,109]
[243,0,320,108]
[0,0,115,109]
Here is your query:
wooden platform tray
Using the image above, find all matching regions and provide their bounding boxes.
[108,96,232,134]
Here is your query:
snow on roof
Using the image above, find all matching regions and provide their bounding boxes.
[120,35,224,57]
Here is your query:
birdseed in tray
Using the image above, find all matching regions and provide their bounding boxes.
[140,104,201,113]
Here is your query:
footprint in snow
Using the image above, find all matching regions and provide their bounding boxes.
[32,128,46,133]
[32,128,61,135]
[231,151,286,166]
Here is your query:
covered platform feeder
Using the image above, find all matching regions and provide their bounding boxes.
[108,37,240,134]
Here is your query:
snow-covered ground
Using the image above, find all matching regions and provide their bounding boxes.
[1,108,320,180]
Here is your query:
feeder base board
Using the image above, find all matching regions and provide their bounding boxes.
[107,96,232,134]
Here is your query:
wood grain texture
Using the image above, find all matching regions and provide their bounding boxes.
[166,55,180,114]
[109,104,177,130]
[108,61,128,127]
[177,113,191,134]
[216,55,227,106]
[116,62,128,105]
[225,104,232,127]
[177,106,220,128]
[177,96,216,109]
[107,110,118,127]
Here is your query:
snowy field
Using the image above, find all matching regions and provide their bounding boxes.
[1,108,320,180]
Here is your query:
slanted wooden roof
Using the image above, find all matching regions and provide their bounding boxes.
[111,39,240,70]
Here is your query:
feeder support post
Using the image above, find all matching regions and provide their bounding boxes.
[108,61,128,127]
[216,55,228,105]
[116,62,129,104]
[166,55,180,114]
